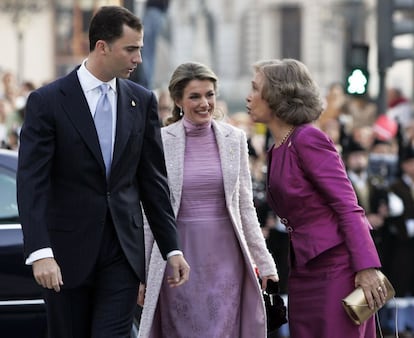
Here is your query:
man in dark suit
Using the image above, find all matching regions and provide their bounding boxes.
[17,6,189,338]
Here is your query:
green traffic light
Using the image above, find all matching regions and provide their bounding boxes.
[346,69,368,95]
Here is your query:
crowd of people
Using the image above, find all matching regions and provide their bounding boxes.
[0,71,34,150]
[1,4,414,338]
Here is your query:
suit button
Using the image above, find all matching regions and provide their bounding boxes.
[280,218,288,225]
[106,192,111,198]
[287,226,293,232]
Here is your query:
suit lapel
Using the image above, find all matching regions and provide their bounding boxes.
[60,73,139,177]
[111,80,138,173]
[59,69,103,170]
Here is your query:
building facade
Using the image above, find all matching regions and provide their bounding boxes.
[0,0,412,110]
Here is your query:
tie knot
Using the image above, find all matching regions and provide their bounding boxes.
[100,83,109,95]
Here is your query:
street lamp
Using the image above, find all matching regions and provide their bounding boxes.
[0,0,49,84]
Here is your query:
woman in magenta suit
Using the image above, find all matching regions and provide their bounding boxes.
[246,58,387,337]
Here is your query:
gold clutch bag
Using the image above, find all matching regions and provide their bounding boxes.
[341,272,395,325]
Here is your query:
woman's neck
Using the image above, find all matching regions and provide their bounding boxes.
[268,121,295,147]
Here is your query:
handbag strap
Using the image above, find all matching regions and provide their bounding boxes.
[376,297,399,338]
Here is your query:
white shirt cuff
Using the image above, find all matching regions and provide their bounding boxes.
[25,248,54,265]
[166,250,183,259]
[406,219,414,237]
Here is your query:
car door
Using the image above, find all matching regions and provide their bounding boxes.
[0,151,47,338]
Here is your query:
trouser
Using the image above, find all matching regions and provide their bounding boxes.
[43,214,139,338]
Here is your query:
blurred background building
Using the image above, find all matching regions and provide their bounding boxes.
[0,0,413,113]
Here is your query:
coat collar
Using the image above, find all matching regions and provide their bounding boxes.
[162,119,237,213]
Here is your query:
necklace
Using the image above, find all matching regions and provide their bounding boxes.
[277,126,295,147]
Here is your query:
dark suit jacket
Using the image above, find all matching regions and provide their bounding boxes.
[17,68,179,288]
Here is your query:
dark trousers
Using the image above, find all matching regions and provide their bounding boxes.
[43,214,139,338]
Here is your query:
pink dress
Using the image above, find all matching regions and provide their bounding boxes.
[150,119,246,338]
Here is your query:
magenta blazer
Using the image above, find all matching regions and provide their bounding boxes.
[266,124,380,271]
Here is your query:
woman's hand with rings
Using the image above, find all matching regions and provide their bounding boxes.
[355,268,387,310]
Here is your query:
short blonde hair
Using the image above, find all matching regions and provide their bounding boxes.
[253,59,323,125]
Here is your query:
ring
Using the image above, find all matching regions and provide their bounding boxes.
[377,286,382,292]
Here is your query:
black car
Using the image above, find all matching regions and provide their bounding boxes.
[0,149,141,338]
[0,148,47,337]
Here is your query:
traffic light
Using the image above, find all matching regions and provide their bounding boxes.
[345,43,369,96]
[377,0,414,70]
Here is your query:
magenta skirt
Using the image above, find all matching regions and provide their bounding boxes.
[288,243,376,338]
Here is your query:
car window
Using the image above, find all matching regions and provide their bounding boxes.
[0,166,19,223]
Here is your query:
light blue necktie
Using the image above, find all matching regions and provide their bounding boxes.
[94,84,112,179]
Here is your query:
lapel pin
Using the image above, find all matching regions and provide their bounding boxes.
[131,100,136,107]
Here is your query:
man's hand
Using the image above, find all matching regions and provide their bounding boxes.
[166,255,190,288]
[137,283,146,306]
[32,257,63,292]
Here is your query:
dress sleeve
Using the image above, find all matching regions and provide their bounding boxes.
[293,126,381,271]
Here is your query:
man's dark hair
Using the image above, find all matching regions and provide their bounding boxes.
[89,6,143,51]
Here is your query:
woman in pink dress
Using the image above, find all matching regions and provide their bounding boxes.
[245,58,387,338]
[138,62,279,338]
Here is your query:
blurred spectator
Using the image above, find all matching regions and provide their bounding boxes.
[155,87,173,126]
[141,0,170,89]
[347,95,377,128]
[228,111,260,157]
[0,99,7,145]
[4,95,26,143]
[319,82,347,129]
[228,111,253,135]
[319,117,346,155]
[19,81,36,98]
[1,129,19,150]
[215,99,230,121]
[1,72,18,108]
[368,138,399,188]
[386,87,414,129]
[404,119,414,146]
[348,125,375,151]
[373,114,398,143]
[344,138,389,248]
